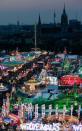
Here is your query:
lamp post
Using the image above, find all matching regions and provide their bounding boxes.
[34,23,37,52]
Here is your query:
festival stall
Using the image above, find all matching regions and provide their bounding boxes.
[0,117,3,124]
[0,65,8,70]
[46,76,58,85]
[8,113,20,125]
[3,118,12,125]
[43,114,79,124]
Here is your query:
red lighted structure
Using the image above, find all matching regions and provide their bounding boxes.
[59,75,82,86]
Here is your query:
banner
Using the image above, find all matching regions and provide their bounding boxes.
[42,104,45,118]
[35,104,38,119]
[49,105,52,116]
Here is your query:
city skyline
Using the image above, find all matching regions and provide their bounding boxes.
[0,0,82,25]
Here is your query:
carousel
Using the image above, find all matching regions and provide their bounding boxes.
[0,83,8,106]
[0,83,8,93]
[23,76,44,94]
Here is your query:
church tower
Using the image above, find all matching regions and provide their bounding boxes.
[61,4,68,26]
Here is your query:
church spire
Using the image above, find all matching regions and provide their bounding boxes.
[61,3,68,26]
[38,14,41,25]
[63,3,66,14]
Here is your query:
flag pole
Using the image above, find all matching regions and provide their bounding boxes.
[34,23,37,52]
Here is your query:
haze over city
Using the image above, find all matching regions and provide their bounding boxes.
[0,0,82,24]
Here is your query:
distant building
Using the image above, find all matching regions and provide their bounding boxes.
[69,19,81,30]
[61,4,68,26]
[0,5,82,53]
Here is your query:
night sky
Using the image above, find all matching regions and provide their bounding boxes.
[0,0,82,25]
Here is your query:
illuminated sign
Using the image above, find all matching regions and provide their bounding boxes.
[20,123,82,131]
[20,123,60,131]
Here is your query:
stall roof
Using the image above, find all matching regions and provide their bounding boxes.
[66,55,79,59]
[1,61,24,67]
